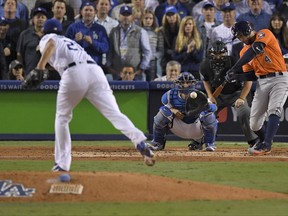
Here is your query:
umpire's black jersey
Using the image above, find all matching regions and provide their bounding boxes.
[199,56,242,94]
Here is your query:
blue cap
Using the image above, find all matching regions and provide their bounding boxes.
[203,1,215,8]
[120,5,132,15]
[43,19,62,34]
[165,5,178,14]
[80,1,96,10]
[0,16,8,25]
[32,7,48,17]
[220,2,235,11]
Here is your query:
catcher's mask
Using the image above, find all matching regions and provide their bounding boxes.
[208,40,228,63]
[174,72,196,94]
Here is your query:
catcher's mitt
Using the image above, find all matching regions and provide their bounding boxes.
[22,69,49,89]
[185,90,209,117]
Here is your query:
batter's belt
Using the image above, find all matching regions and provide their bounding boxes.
[64,60,96,70]
[258,72,286,79]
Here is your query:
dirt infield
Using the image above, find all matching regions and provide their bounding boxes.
[1,146,288,202]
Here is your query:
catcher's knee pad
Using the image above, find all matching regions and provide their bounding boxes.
[200,112,217,127]
[154,106,173,128]
[200,112,218,143]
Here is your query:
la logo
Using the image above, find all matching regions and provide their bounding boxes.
[0,180,35,197]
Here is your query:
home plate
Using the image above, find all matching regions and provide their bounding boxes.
[49,183,83,194]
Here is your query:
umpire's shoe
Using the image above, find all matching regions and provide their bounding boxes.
[188,140,203,151]
[137,141,156,166]
[251,142,271,155]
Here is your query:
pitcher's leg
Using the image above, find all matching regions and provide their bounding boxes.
[87,86,146,147]
[54,89,85,171]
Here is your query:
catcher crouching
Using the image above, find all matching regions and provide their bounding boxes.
[148,72,218,151]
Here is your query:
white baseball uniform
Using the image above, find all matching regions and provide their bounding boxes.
[39,34,146,171]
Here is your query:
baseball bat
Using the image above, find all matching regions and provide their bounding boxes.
[212,80,227,98]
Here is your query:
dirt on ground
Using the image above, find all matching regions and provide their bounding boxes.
[0,145,288,202]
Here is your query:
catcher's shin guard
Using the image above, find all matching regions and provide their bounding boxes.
[200,111,218,144]
[152,106,173,149]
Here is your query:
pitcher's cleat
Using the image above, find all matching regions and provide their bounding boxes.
[51,164,66,172]
[137,141,156,166]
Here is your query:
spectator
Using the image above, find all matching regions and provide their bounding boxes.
[131,0,145,26]
[95,0,119,35]
[196,1,221,57]
[172,16,204,79]
[119,64,137,80]
[66,1,109,66]
[154,60,181,81]
[193,0,231,25]
[265,0,282,12]
[3,0,27,67]
[145,0,159,12]
[51,0,73,34]
[211,2,240,55]
[155,0,190,26]
[157,6,180,74]
[110,0,132,21]
[278,0,288,22]
[233,0,272,16]
[0,42,6,79]
[0,16,9,78]
[141,8,164,80]
[200,40,259,148]
[95,0,119,67]
[34,0,75,22]
[268,12,288,55]
[236,0,271,31]
[17,7,47,76]
[0,0,29,23]
[179,0,196,14]
[8,59,24,80]
[106,5,152,80]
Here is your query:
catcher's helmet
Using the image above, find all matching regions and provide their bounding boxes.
[231,21,254,40]
[208,40,228,58]
[174,72,196,94]
[44,19,62,34]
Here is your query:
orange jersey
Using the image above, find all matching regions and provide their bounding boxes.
[240,29,287,76]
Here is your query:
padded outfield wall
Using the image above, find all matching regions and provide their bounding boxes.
[0,80,287,141]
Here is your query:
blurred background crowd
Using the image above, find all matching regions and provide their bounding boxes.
[0,0,287,81]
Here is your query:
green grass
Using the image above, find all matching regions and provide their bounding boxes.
[0,141,288,216]
[1,200,288,216]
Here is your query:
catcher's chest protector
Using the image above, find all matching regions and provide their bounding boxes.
[168,89,187,113]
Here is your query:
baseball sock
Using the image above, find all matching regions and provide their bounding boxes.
[254,126,265,142]
[264,114,280,145]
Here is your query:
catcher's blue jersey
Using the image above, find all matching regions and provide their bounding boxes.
[161,88,198,124]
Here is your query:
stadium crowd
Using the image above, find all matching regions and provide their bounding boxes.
[0,0,287,81]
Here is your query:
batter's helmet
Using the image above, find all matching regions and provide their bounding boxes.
[231,21,254,40]
[43,19,62,34]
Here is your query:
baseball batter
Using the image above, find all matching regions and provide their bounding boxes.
[226,21,288,155]
[37,19,155,171]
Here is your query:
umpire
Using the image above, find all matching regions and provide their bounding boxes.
[200,40,259,147]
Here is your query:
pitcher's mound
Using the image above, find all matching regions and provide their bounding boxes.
[1,172,288,202]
